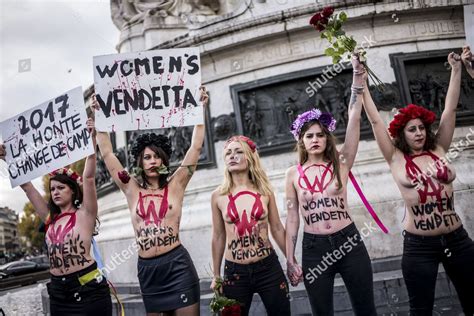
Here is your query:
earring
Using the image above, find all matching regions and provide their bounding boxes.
[74,199,80,207]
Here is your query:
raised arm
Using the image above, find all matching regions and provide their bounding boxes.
[170,86,209,188]
[210,190,226,293]
[93,96,138,195]
[0,144,49,221]
[284,167,302,286]
[461,45,474,79]
[21,182,49,221]
[340,55,367,169]
[267,192,286,256]
[362,85,396,163]
[81,118,98,217]
[437,52,462,151]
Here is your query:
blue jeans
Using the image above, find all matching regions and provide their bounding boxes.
[223,251,291,316]
[302,223,377,316]
[402,226,474,315]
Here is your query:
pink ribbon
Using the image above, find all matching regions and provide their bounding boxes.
[349,171,389,234]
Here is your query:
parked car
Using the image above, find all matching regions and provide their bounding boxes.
[0,260,49,279]
[27,255,50,270]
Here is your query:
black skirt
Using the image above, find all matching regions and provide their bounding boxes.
[137,244,200,312]
[47,262,112,316]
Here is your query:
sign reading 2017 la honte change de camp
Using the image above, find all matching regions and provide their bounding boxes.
[93,47,203,132]
[0,87,94,188]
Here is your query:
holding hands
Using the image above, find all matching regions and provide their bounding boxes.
[287,259,303,287]
[351,53,368,90]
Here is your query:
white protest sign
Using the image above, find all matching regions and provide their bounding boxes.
[93,47,203,132]
[0,87,94,188]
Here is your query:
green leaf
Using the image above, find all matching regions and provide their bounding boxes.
[320,32,327,39]
[339,12,347,22]
[332,55,341,64]
[337,47,346,54]
[325,47,336,56]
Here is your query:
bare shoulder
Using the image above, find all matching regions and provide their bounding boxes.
[285,165,297,178]
[211,186,225,203]
[433,144,448,157]
[387,147,405,166]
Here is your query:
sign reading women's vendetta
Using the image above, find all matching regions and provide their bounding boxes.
[93,47,203,132]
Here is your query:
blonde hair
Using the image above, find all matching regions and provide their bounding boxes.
[296,121,342,190]
[219,138,273,196]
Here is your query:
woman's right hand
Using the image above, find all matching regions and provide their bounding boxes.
[0,144,6,161]
[461,45,474,78]
[287,260,303,287]
[210,276,223,294]
[351,53,368,87]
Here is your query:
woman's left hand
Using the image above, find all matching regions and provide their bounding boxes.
[200,86,209,107]
[86,118,96,138]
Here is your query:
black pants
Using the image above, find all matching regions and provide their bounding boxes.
[223,251,291,316]
[302,223,377,316]
[402,226,474,316]
[47,263,112,316]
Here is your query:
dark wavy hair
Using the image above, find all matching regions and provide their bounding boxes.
[393,122,437,155]
[137,144,170,189]
[296,120,342,190]
[47,174,100,235]
[48,174,83,220]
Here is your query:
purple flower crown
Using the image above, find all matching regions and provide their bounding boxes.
[290,109,337,139]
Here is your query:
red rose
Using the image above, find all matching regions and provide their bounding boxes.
[309,12,323,26]
[222,304,241,316]
[321,6,334,18]
[309,11,330,32]
[118,170,131,184]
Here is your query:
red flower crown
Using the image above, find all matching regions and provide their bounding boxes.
[49,168,83,185]
[224,136,257,153]
[388,104,436,138]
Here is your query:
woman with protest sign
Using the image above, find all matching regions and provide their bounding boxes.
[210,135,291,316]
[93,86,208,316]
[0,118,112,316]
[285,55,378,315]
[362,50,474,315]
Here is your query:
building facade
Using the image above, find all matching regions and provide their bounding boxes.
[91,0,474,284]
[0,207,20,256]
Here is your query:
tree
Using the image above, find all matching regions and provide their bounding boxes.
[18,202,45,250]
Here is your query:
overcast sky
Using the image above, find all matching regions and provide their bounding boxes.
[0,0,120,215]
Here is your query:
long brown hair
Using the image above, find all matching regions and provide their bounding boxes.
[296,120,342,189]
[48,174,100,235]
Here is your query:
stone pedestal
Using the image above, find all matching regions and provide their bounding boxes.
[95,0,474,286]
